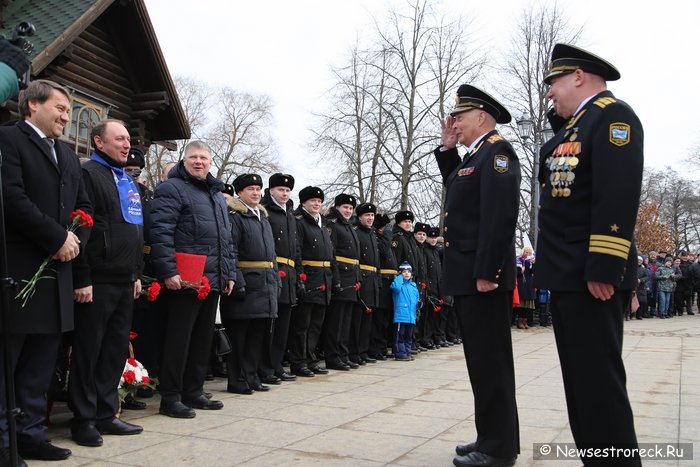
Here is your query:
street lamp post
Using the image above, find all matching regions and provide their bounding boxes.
[517,112,553,250]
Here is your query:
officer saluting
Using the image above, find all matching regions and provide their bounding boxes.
[536,44,642,466]
[435,85,520,467]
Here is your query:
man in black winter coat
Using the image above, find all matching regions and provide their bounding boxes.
[289,187,333,377]
[151,141,234,416]
[324,194,361,371]
[368,214,398,359]
[258,174,301,384]
[353,203,381,364]
[69,119,145,446]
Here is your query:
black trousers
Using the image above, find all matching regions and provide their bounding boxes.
[368,306,390,357]
[224,317,269,390]
[454,292,519,458]
[259,303,292,377]
[445,305,460,340]
[159,292,218,403]
[288,302,326,370]
[324,300,353,363]
[349,303,372,361]
[550,291,640,466]
[433,305,447,343]
[69,282,133,425]
[0,333,61,446]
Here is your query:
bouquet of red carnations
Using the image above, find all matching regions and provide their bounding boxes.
[15,209,94,307]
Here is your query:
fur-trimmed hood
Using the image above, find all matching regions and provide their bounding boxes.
[226,197,268,217]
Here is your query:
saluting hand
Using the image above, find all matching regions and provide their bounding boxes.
[439,116,458,149]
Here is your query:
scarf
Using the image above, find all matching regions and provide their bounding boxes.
[90,152,143,225]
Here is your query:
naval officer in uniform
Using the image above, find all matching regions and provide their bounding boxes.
[536,43,642,466]
[435,85,520,467]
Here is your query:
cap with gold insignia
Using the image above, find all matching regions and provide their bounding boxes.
[269,173,295,190]
[544,43,620,85]
[428,226,440,238]
[232,173,263,194]
[223,183,235,197]
[394,210,414,224]
[334,193,357,208]
[450,84,511,124]
[299,186,324,204]
[356,202,376,216]
[126,147,145,168]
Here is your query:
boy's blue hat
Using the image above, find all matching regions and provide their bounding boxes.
[398,261,412,272]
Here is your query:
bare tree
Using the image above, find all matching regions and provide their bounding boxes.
[500,4,581,246]
[312,0,484,223]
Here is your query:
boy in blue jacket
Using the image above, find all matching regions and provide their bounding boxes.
[391,262,420,361]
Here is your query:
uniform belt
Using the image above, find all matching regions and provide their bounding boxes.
[143,245,151,255]
[359,264,377,272]
[380,268,398,276]
[301,260,331,268]
[276,256,295,267]
[238,261,274,269]
[335,255,359,265]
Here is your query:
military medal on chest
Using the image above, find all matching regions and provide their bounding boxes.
[546,132,580,198]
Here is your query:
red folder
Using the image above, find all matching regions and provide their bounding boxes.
[175,252,206,283]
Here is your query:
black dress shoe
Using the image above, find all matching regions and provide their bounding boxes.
[160,400,196,418]
[363,356,377,363]
[71,424,103,447]
[276,371,297,381]
[309,365,329,375]
[96,417,143,435]
[453,451,516,467]
[455,442,476,456]
[374,354,387,361]
[0,447,27,467]
[261,374,282,385]
[227,385,254,395]
[204,391,213,399]
[292,367,315,377]
[345,360,359,369]
[136,387,154,398]
[122,394,147,410]
[325,361,350,371]
[251,384,270,392]
[183,394,224,410]
[18,440,71,461]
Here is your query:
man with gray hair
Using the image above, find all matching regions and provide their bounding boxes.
[150,140,235,418]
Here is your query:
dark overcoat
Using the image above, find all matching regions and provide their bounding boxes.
[0,120,91,333]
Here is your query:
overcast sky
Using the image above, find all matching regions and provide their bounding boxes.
[144,0,700,190]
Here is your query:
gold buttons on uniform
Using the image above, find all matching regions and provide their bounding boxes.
[445,242,450,247]
[444,212,448,217]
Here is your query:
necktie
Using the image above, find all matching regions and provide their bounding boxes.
[44,137,57,164]
[461,149,471,164]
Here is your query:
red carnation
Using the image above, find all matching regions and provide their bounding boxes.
[197,276,211,300]
[142,375,150,384]
[439,299,444,305]
[70,209,94,228]
[147,281,161,302]
[278,270,287,278]
[123,370,136,385]
[420,282,427,289]
[434,306,442,313]
[354,282,361,291]
[320,283,327,292]
[365,307,372,315]
[129,332,138,341]
[299,273,307,282]
[127,357,137,367]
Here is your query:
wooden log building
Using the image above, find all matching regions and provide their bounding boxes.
[0,0,189,154]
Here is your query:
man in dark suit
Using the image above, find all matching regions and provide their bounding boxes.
[536,43,642,467]
[434,85,520,467]
[0,79,91,465]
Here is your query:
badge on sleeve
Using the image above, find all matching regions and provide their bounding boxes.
[609,122,631,146]
[391,240,398,248]
[494,155,509,173]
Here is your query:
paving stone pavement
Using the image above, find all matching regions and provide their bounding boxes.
[35,314,700,466]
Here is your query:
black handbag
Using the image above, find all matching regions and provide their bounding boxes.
[214,327,232,356]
